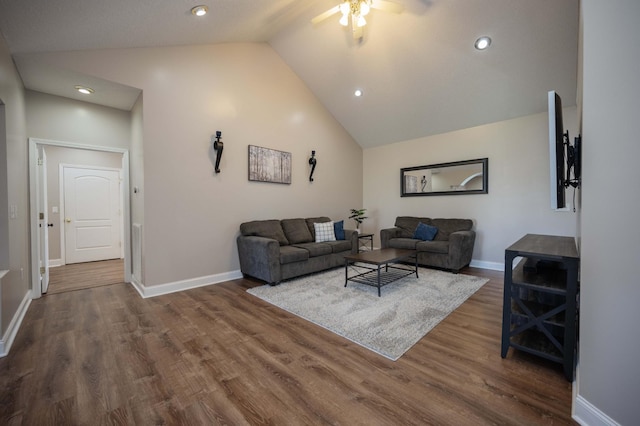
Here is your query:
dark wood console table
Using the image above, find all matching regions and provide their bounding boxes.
[501,234,580,381]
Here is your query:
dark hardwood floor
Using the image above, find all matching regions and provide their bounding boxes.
[0,266,576,425]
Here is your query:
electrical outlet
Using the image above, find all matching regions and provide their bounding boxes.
[10,205,17,219]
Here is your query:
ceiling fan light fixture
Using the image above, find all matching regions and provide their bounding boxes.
[74,85,94,95]
[474,36,492,50]
[191,5,208,17]
[312,0,402,39]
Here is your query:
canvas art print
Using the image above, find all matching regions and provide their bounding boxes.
[248,145,292,184]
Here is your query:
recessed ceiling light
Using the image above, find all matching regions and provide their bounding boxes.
[191,5,208,16]
[74,85,94,95]
[354,89,363,97]
[474,36,492,50]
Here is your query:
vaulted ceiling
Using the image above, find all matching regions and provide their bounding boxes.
[0,0,579,148]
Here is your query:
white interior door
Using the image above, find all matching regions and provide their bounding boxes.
[37,148,50,293]
[63,166,121,264]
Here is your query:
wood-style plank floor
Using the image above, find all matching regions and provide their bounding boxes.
[0,266,576,425]
[47,259,125,294]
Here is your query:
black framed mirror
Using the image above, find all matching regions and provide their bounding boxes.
[401,158,488,196]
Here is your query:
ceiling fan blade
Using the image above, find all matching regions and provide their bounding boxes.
[311,5,341,25]
[371,0,404,14]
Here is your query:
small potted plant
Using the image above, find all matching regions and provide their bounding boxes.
[349,208,368,233]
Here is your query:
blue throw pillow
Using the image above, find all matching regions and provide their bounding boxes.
[334,220,345,240]
[413,222,438,241]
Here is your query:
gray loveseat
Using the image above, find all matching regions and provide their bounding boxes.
[380,216,476,273]
[237,217,357,285]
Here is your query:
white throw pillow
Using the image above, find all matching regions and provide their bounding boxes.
[314,221,336,242]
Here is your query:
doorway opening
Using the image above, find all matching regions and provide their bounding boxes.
[28,138,131,299]
[47,259,125,294]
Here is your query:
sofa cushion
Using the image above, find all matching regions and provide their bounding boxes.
[281,218,313,244]
[395,216,432,238]
[306,217,332,240]
[324,239,352,253]
[430,218,473,241]
[240,220,289,246]
[333,220,345,240]
[314,221,336,242]
[416,240,449,254]
[279,245,309,264]
[292,243,333,257]
[413,222,438,241]
[388,237,419,250]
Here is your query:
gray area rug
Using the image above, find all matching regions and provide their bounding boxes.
[247,267,488,360]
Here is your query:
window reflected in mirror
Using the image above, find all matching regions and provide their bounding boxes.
[401,158,488,196]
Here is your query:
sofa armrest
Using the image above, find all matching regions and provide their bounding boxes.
[236,235,282,284]
[380,227,402,248]
[448,230,476,266]
[345,229,358,254]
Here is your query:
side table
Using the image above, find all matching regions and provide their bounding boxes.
[357,233,374,252]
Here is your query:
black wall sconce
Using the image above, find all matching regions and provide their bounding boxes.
[309,150,317,181]
[212,131,223,173]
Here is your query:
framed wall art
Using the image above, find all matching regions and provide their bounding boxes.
[248,145,292,184]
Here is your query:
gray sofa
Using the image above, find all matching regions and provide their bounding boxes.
[237,217,357,285]
[380,216,476,273]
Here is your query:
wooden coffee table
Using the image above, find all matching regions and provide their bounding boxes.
[344,248,418,297]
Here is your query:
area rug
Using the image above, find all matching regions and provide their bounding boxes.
[247,267,488,360]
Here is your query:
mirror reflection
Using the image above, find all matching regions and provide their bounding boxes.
[401,158,488,196]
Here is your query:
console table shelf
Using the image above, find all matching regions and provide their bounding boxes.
[511,259,569,294]
[501,234,579,381]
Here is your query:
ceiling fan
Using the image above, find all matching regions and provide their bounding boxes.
[311,0,404,39]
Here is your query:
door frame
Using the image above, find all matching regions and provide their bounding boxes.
[37,147,50,293]
[28,138,131,299]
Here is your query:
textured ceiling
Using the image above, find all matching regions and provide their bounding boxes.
[0,0,580,148]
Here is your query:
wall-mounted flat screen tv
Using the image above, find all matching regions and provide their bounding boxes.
[548,90,581,210]
[548,90,566,210]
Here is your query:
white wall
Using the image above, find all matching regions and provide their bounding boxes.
[0,33,29,338]
[25,43,363,288]
[364,107,578,268]
[577,2,640,425]
[25,90,131,148]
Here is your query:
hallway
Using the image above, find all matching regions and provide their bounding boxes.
[47,259,125,295]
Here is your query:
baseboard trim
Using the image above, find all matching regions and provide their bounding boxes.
[129,275,145,298]
[129,261,503,298]
[469,259,504,271]
[573,395,620,426]
[48,259,63,268]
[0,291,32,357]
[130,269,244,298]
